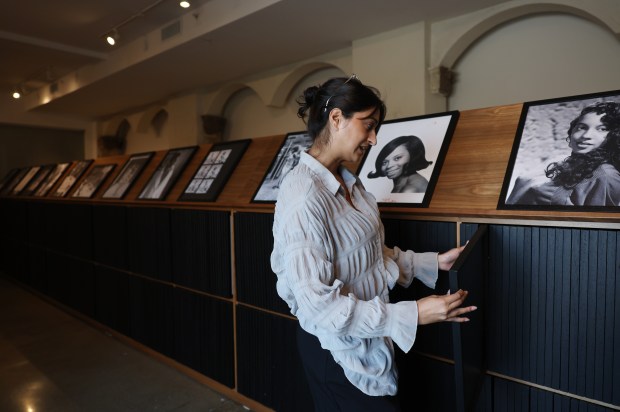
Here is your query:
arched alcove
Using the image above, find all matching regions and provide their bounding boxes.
[438,2,619,70]
[221,66,344,141]
[448,12,620,110]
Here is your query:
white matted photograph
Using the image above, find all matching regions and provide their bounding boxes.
[357,111,459,207]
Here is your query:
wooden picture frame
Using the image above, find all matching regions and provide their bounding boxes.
[357,111,459,207]
[498,89,620,211]
[179,139,251,202]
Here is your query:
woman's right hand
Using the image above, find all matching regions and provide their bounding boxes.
[417,289,476,325]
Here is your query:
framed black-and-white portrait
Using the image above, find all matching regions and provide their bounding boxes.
[357,111,459,207]
[34,163,70,197]
[20,165,54,196]
[498,89,620,211]
[72,164,116,198]
[51,160,93,197]
[11,166,41,195]
[179,139,251,202]
[138,146,197,200]
[0,168,19,193]
[0,167,29,196]
[252,131,313,203]
[102,152,154,199]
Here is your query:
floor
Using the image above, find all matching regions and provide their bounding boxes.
[0,275,252,412]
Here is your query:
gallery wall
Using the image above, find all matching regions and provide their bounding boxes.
[89,0,619,162]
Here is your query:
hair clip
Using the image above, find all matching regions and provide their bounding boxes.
[323,74,358,112]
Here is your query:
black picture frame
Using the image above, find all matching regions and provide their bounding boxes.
[10,166,41,195]
[20,164,54,196]
[251,131,313,203]
[357,111,459,207]
[179,139,251,202]
[449,225,488,412]
[34,163,70,197]
[498,89,620,211]
[137,146,197,201]
[51,159,94,197]
[102,152,154,199]
[0,168,19,193]
[71,164,116,198]
[0,167,29,196]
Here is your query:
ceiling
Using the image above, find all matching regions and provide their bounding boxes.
[1,0,515,121]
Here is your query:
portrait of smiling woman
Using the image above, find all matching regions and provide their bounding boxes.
[367,135,433,193]
[506,101,620,206]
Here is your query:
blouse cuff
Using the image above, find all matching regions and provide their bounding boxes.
[413,251,439,289]
[387,300,419,353]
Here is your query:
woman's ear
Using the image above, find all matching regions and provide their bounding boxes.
[329,108,343,131]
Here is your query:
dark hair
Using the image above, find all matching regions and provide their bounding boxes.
[297,76,386,143]
[367,135,432,179]
[546,101,620,187]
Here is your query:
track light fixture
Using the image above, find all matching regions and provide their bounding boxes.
[105,29,119,46]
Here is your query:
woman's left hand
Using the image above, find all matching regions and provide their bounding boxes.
[438,244,466,271]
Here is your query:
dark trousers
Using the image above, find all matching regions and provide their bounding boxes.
[297,325,401,412]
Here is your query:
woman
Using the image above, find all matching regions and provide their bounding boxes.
[367,135,432,193]
[507,101,620,206]
[270,75,475,411]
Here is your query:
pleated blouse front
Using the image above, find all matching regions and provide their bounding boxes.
[271,152,438,396]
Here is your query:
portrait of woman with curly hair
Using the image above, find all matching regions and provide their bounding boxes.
[506,101,620,206]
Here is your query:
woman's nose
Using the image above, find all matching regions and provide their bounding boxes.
[368,131,377,146]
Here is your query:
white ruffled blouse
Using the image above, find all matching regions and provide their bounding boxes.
[270,152,438,396]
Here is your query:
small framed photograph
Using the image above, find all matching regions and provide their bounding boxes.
[252,131,313,203]
[11,166,41,195]
[34,163,70,197]
[179,139,251,202]
[102,152,154,199]
[498,89,620,211]
[0,168,20,193]
[20,165,55,196]
[51,160,94,197]
[138,146,197,200]
[72,164,116,198]
[357,111,459,207]
[0,167,29,196]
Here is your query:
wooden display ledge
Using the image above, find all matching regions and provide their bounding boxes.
[7,103,620,227]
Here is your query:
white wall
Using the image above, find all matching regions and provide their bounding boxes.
[91,1,620,156]
[223,67,344,141]
[449,13,620,110]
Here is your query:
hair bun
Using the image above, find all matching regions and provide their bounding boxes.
[297,85,319,119]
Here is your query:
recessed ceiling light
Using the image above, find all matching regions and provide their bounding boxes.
[180,1,190,8]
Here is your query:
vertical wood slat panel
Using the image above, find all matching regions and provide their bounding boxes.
[608,232,619,406]
[236,305,313,412]
[173,288,234,388]
[488,225,618,407]
[93,205,128,270]
[234,212,289,314]
[127,207,172,282]
[171,209,231,297]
